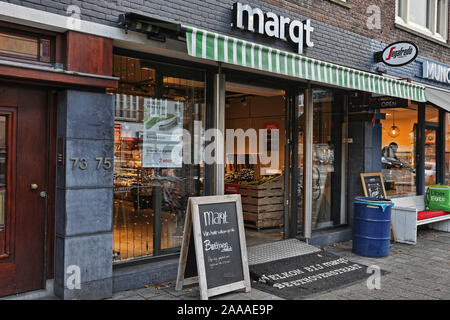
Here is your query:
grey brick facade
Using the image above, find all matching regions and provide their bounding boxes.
[1,0,448,300]
[2,0,449,90]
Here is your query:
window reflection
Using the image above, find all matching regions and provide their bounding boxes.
[446,113,450,184]
[381,106,417,197]
[424,129,437,188]
[109,55,205,262]
[425,105,439,123]
[310,89,346,230]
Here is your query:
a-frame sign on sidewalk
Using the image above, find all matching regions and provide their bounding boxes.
[175,195,251,300]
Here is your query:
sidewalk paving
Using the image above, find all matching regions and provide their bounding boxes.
[110,229,450,301]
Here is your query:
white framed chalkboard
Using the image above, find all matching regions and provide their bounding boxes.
[175,195,251,300]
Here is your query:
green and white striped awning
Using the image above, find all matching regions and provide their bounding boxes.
[185,26,427,102]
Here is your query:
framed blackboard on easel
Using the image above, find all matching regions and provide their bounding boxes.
[360,173,396,241]
[175,195,251,300]
[360,173,387,199]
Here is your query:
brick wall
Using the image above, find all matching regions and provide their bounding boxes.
[264,0,449,60]
[2,0,449,88]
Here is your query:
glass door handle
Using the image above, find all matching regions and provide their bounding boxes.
[31,184,39,190]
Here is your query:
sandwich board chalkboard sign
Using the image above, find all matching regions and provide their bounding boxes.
[360,173,387,199]
[175,195,251,300]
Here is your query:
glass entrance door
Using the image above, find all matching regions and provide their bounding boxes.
[311,88,348,230]
[294,88,348,237]
[223,80,287,246]
[424,127,438,189]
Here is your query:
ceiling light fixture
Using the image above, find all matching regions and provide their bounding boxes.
[388,110,400,138]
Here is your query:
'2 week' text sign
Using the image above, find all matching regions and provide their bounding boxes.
[176,195,251,300]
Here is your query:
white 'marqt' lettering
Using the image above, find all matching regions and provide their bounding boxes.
[233,2,314,54]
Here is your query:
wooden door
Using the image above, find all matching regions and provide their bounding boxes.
[0,84,48,297]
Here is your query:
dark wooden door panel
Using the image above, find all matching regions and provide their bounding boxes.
[0,263,15,297]
[0,84,47,297]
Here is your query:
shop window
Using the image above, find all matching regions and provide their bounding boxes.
[446,113,450,184]
[425,104,439,123]
[424,128,437,188]
[310,88,347,230]
[109,55,206,262]
[424,105,439,189]
[0,28,53,64]
[396,0,448,42]
[381,105,418,197]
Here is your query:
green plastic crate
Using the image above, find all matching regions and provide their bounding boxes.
[425,184,450,211]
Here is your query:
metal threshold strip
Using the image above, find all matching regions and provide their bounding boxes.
[183,25,427,103]
[247,239,321,266]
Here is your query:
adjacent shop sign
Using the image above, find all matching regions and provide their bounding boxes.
[374,41,418,67]
[369,96,410,109]
[422,60,450,85]
[176,195,251,300]
[232,2,314,54]
[142,98,184,168]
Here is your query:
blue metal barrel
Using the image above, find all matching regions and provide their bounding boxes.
[353,197,393,258]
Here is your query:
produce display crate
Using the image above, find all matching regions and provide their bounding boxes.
[230,175,284,230]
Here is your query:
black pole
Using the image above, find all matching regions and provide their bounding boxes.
[283,90,291,239]
[152,184,162,256]
[438,108,446,184]
[291,92,299,238]
[416,103,425,195]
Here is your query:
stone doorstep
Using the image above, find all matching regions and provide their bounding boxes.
[0,289,58,301]
[0,280,58,300]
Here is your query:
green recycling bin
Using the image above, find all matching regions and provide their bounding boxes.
[426,184,450,211]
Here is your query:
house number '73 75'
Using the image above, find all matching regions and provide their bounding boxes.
[71,157,112,170]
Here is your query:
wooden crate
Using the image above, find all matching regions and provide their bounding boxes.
[238,176,284,230]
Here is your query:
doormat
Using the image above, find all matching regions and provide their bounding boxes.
[249,251,387,300]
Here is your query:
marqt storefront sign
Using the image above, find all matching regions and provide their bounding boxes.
[374,41,418,67]
[232,2,314,54]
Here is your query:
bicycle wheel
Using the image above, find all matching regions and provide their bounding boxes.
[312,167,321,201]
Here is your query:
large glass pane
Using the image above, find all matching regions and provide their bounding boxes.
[446,113,450,184]
[297,94,305,229]
[110,55,205,262]
[409,0,429,28]
[397,0,402,18]
[425,129,437,188]
[425,105,439,123]
[436,0,447,35]
[311,89,346,230]
[381,106,417,197]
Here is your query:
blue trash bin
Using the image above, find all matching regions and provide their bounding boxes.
[353,197,393,258]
